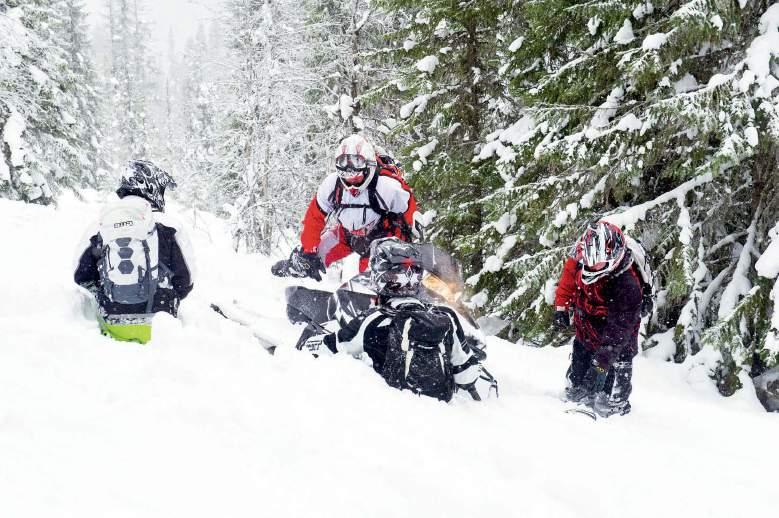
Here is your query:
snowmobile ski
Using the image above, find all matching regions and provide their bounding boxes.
[210,303,277,354]
[564,406,597,420]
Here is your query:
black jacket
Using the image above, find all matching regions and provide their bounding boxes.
[322,297,482,386]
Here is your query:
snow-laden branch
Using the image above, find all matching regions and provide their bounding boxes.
[603,172,713,230]
[717,210,760,320]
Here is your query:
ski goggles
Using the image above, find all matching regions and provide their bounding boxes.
[335,154,370,173]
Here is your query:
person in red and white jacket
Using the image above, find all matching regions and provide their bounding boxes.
[553,221,644,417]
[272,134,418,281]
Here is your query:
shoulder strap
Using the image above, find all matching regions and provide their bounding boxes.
[367,173,388,215]
[330,173,384,213]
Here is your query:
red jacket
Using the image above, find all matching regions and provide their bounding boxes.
[554,255,643,365]
[301,166,417,253]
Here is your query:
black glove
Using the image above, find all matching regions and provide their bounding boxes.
[582,359,609,394]
[288,248,326,281]
[271,259,289,277]
[553,309,570,330]
[79,281,100,297]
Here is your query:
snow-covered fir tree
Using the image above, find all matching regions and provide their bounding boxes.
[471,0,779,394]
[375,0,522,273]
[0,0,106,203]
[177,24,220,212]
[303,0,396,139]
[104,0,159,164]
[57,0,108,187]
[217,0,320,253]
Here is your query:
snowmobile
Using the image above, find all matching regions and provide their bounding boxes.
[284,243,488,359]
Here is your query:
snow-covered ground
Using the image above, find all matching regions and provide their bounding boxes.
[0,194,776,518]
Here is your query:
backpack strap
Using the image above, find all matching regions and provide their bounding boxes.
[329,170,413,241]
[141,237,156,314]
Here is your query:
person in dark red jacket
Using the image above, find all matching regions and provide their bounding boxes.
[553,221,643,417]
[272,134,418,281]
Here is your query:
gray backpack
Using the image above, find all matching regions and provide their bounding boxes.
[97,197,160,311]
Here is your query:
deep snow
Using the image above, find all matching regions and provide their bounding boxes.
[0,193,776,518]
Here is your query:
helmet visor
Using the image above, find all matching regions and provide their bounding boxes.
[336,154,369,172]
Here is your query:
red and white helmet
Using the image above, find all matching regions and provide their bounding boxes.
[335,134,377,191]
[578,221,627,285]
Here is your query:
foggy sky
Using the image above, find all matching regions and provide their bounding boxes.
[83,0,221,52]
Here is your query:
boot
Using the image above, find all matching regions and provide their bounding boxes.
[564,385,594,406]
[593,392,631,417]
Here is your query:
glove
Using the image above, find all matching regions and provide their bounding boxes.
[271,258,289,277]
[302,334,332,357]
[412,211,425,241]
[460,366,499,401]
[78,281,100,297]
[582,359,609,394]
[290,248,326,281]
[553,309,570,330]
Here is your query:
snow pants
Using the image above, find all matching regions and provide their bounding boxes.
[566,339,636,403]
[98,314,152,345]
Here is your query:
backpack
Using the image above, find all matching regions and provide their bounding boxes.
[625,236,654,294]
[97,196,160,312]
[625,236,655,316]
[381,305,456,402]
[329,165,414,245]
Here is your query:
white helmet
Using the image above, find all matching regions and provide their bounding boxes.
[334,134,377,191]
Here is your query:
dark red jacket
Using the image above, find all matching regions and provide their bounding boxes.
[554,254,643,366]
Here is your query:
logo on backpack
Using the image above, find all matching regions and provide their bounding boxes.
[97,197,160,310]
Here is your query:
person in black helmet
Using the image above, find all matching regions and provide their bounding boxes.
[73,160,196,344]
[301,237,497,402]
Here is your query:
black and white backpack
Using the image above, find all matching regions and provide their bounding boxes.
[97,196,160,311]
[625,236,655,316]
[381,305,456,402]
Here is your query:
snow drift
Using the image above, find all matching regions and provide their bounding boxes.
[0,194,776,518]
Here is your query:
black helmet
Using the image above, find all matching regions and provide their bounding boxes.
[116,160,177,212]
[369,238,424,297]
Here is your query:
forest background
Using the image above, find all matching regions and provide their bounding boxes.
[2,0,779,400]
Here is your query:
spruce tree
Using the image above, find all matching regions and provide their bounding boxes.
[473,1,779,393]
[178,24,219,212]
[218,0,318,253]
[375,0,521,273]
[1,0,106,202]
[105,0,159,163]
